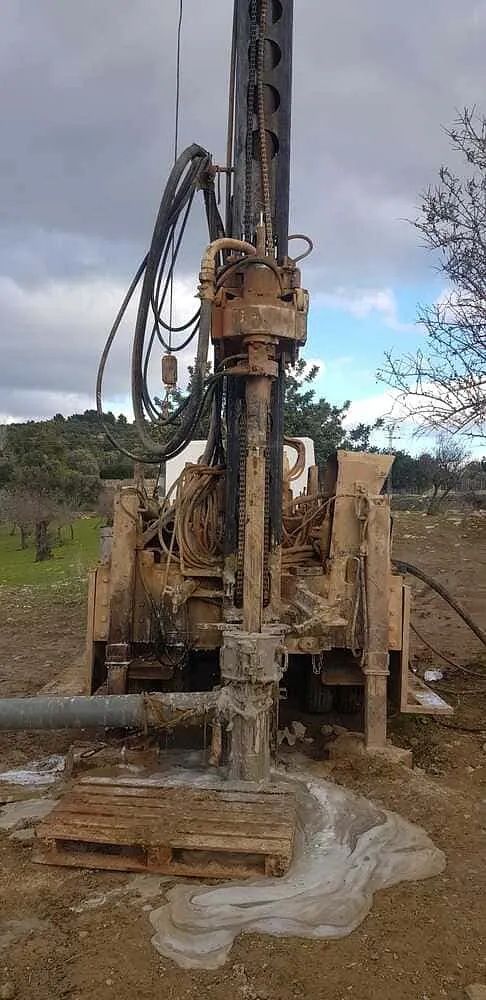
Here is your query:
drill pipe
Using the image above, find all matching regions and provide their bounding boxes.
[0,692,219,732]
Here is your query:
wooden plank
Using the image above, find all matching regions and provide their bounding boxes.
[67,792,290,821]
[34,845,151,874]
[404,672,453,716]
[92,569,110,643]
[38,813,292,853]
[388,573,403,650]
[168,832,291,853]
[84,569,96,691]
[58,796,293,826]
[47,804,293,839]
[35,844,276,879]
[76,778,291,800]
[68,783,293,807]
[77,779,292,805]
[60,790,291,814]
[398,585,453,716]
[400,584,412,712]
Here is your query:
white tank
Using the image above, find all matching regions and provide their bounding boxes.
[165,438,315,497]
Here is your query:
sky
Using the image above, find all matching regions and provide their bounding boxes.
[1,0,486,455]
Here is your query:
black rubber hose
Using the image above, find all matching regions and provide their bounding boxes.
[393,558,486,649]
[201,375,224,466]
[95,255,160,463]
[138,297,213,461]
[131,147,212,457]
[97,142,224,465]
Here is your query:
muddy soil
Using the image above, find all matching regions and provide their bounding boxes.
[0,512,485,1000]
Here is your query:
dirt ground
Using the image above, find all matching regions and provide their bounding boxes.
[0,510,486,1000]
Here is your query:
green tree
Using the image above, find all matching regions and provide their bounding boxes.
[284,360,381,466]
[390,451,433,493]
[4,423,101,561]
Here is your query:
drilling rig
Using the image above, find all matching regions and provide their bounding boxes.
[0,0,452,877]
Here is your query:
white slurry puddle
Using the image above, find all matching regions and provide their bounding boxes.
[0,755,65,787]
[0,797,57,830]
[148,772,445,970]
[0,748,444,971]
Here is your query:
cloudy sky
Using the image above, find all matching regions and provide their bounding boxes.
[1,1,485,452]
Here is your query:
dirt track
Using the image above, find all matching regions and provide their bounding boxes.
[0,511,485,1000]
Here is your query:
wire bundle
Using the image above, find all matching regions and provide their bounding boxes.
[150,464,224,581]
[175,465,224,575]
[96,144,225,466]
[282,496,332,564]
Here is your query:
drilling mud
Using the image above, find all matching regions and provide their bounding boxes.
[148,767,444,969]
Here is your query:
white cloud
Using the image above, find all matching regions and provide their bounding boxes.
[343,390,420,452]
[314,286,415,332]
[344,389,401,428]
[343,387,486,456]
[0,272,201,420]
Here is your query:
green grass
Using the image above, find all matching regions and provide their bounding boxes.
[0,516,101,591]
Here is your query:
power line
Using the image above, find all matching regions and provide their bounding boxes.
[173,0,183,163]
[385,420,400,451]
[169,0,184,351]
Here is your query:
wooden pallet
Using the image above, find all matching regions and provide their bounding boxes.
[34,775,296,879]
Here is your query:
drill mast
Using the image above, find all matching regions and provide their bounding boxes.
[209,0,308,780]
[229,0,293,260]
[224,0,296,634]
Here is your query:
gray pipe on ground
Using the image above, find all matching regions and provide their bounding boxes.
[0,691,219,733]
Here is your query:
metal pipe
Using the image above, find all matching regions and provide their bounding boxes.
[0,691,219,733]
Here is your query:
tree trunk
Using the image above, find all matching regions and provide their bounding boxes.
[427,484,452,515]
[9,522,17,537]
[426,484,440,515]
[20,525,29,550]
[35,520,52,562]
[69,523,74,541]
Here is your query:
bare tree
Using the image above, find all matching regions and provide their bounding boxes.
[0,488,33,549]
[420,435,468,514]
[379,108,486,438]
[54,500,77,544]
[0,487,62,560]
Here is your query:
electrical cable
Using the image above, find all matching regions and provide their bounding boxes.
[168,0,184,349]
[225,0,238,235]
[96,143,225,463]
[410,621,486,677]
[393,559,486,649]
[173,0,183,164]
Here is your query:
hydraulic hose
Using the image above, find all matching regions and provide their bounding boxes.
[393,558,486,649]
[97,143,227,464]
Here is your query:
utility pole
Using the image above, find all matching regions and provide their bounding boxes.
[384,421,400,495]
